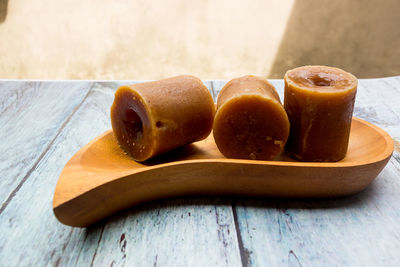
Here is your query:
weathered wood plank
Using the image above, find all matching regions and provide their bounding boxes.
[0,81,242,267]
[213,76,400,266]
[232,163,400,266]
[68,198,240,267]
[354,77,400,140]
[0,81,92,209]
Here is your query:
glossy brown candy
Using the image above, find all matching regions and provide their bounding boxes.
[111,75,215,162]
[213,75,290,160]
[284,65,358,162]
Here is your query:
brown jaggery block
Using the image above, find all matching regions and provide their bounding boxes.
[111,75,215,162]
[213,75,290,160]
[284,65,358,162]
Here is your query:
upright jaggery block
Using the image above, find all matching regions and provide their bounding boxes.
[284,65,358,162]
[213,75,290,160]
[111,75,215,161]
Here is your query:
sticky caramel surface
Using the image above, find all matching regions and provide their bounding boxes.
[284,66,358,162]
[286,65,357,92]
[213,75,290,160]
[111,75,215,161]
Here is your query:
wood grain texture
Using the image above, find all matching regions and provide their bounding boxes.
[0,81,92,209]
[213,77,400,266]
[0,81,241,267]
[0,77,399,266]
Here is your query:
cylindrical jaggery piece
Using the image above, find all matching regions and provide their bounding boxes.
[111,75,215,161]
[284,65,358,162]
[213,75,290,160]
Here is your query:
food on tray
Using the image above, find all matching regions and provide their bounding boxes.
[213,75,290,160]
[284,65,358,162]
[111,75,215,161]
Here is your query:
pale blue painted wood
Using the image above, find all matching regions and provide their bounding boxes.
[0,81,92,208]
[0,80,241,267]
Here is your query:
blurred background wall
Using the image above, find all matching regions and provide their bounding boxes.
[0,0,399,80]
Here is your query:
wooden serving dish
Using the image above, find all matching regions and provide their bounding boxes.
[53,117,393,227]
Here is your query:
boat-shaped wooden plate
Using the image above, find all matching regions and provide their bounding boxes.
[53,117,393,227]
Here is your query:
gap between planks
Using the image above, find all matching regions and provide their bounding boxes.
[0,83,94,215]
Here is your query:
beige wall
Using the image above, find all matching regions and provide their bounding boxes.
[269,0,400,79]
[0,0,399,80]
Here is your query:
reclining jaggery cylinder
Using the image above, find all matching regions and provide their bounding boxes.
[111,75,215,161]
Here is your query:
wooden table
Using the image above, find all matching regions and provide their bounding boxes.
[1,77,400,266]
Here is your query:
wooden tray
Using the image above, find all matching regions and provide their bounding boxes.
[53,117,393,227]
